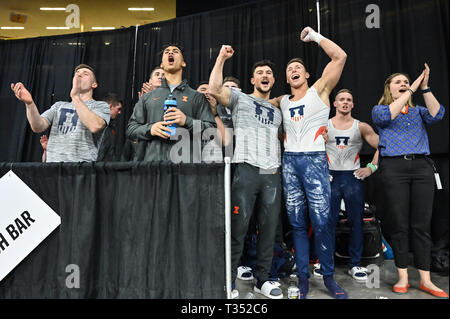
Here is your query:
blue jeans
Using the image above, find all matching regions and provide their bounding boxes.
[282,152,334,278]
[330,170,364,268]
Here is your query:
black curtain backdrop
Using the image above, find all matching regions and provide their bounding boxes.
[1,0,447,162]
[0,163,225,298]
[0,0,448,292]
[0,28,136,163]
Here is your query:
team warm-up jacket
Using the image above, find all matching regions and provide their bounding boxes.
[127,78,216,162]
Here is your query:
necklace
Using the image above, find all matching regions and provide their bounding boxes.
[400,104,409,114]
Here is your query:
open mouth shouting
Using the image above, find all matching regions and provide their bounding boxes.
[398,86,409,94]
[168,55,175,65]
[261,78,270,87]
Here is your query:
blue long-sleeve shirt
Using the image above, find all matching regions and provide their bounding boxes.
[371,104,445,156]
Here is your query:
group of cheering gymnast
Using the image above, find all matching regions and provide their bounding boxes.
[11,25,447,299]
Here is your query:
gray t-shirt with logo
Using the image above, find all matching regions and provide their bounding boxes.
[227,88,282,170]
[41,100,110,162]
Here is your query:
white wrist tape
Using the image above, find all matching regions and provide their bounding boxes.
[309,30,325,44]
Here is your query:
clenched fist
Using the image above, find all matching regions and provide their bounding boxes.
[219,45,234,60]
[300,26,324,44]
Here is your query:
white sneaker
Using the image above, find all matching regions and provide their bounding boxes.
[348,266,368,282]
[230,289,239,299]
[254,281,283,299]
[312,263,323,278]
[237,266,254,281]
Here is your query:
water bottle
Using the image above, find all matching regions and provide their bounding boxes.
[164,94,177,135]
[287,274,299,299]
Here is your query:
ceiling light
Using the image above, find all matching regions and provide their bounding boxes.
[40,7,66,11]
[91,27,116,30]
[1,26,25,29]
[46,27,70,30]
[128,8,155,11]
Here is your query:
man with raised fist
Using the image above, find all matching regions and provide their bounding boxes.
[209,45,283,299]
[271,26,349,299]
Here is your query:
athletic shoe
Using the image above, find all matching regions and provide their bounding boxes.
[237,266,254,281]
[254,281,283,299]
[348,266,368,282]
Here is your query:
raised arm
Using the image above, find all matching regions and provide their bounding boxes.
[11,82,50,133]
[70,75,107,133]
[300,27,347,99]
[420,63,441,117]
[388,70,425,120]
[208,45,234,106]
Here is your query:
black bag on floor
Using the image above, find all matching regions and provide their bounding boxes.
[334,217,384,266]
[431,239,449,276]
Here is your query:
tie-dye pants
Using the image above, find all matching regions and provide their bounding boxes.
[282,151,334,278]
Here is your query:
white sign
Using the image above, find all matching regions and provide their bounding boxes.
[0,170,61,282]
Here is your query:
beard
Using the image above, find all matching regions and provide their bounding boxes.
[255,84,273,94]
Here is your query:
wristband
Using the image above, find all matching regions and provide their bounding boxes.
[366,163,378,173]
[309,30,325,44]
[407,88,414,95]
[421,87,431,94]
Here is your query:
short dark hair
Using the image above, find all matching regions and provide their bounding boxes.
[159,42,184,56]
[102,93,123,107]
[223,76,241,88]
[286,58,307,72]
[251,60,275,77]
[150,67,164,77]
[197,80,209,88]
[74,64,97,82]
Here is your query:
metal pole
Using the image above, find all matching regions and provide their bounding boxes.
[224,157,232,299]
[131,24,139,100]
[316,0,321,34]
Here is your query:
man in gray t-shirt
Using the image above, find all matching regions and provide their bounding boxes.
[11,64,110,162]
[227,88,282,169]
[209,45,283,299]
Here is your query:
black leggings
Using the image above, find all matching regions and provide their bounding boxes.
[380,157,435,270]
[230,163,282,284]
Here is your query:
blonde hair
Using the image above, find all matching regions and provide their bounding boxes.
[378,73,414,107]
